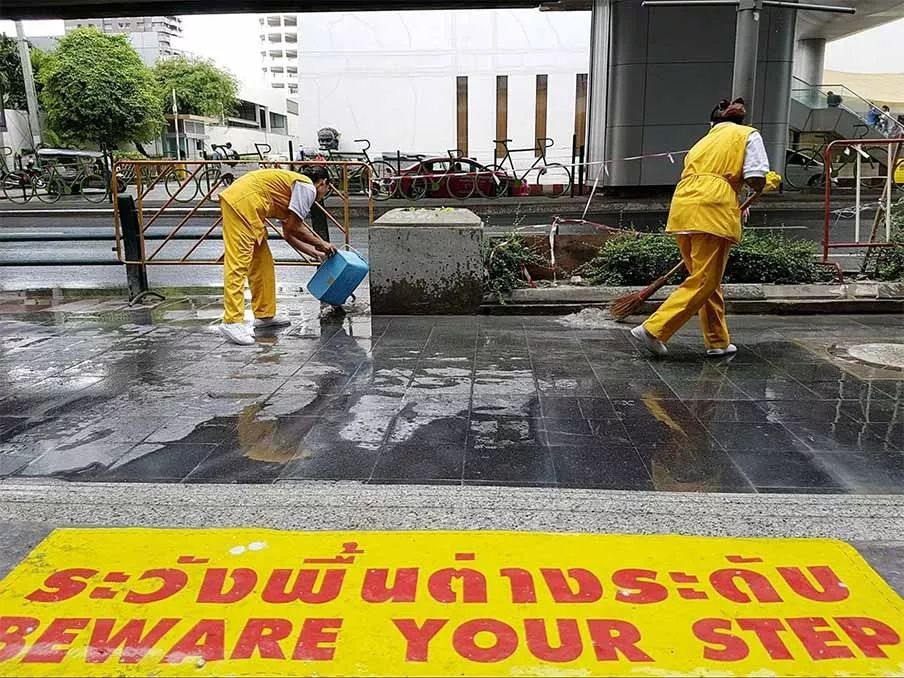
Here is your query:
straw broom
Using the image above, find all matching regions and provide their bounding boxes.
[609,191,763,321]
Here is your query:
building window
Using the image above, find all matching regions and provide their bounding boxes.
[269,112,287,131]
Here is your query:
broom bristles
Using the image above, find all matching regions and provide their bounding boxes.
[608,261,686,321]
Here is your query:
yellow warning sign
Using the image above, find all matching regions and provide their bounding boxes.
[0,529,902,676]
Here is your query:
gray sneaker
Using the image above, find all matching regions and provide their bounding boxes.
[630,325,668,357]
[253,315,292,329]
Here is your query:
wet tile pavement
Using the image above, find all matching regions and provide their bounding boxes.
[0,292,902,494]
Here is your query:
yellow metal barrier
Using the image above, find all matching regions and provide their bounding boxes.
[111,160,370,267]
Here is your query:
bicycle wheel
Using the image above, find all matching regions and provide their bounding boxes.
[2,171,34,204]
[407,176,428,201]
[36,176,65,204]
[165,171,198,202]
[475,165,510,199]
[856,146,888,191]
[197,168,226,200]
[443,168,476,200]
[539,163,573,198]
[368,161,397,201]
[784,148,824,190]
[79,173,109,203]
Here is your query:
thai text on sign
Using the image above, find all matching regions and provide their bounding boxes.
[0,529,902,676]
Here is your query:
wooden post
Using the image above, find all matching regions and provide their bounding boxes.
[456,76,469,157]
[495,75,508,162]
[535,74,548,157]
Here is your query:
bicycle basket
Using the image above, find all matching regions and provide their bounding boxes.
[318,127,341,151]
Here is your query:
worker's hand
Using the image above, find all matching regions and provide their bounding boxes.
[742,206,751,222]
[320,242,338,257]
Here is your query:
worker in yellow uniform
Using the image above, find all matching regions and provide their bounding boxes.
[631,98,772,359]
[218,166,336,346]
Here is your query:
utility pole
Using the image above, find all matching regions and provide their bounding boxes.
[642,0,855,113]
[14,21,42,149]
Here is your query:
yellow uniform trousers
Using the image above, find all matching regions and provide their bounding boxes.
[221,199,277,325]
[643,233,732,349]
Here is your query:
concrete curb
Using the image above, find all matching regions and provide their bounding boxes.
[1,481,902,541]
[484,282,904,315]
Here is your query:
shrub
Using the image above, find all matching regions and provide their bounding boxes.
[483,234,546,303]
[581,229,830,286]
[874,203,904,282]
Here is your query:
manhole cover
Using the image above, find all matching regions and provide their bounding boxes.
[846,343,904,370]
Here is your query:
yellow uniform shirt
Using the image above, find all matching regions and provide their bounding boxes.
[666,123,756,243]
[219,168,313,230]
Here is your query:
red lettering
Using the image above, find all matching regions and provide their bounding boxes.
[540,568,603,603]
[231,619,292,660]
[361,568,419,603]
[292,618,342,661]
[197,568,257,604]
[524,619,582,662]
[692,618,748,662]
[124,569,189,604]
[162,619,225,664]
[612,569,668,604]
[392,619,447,662]
[587,619,653,662]
[22,618,89,664]
[777,566,849,602]
[263,570,345,604]
[452,619,518,663]
[787,617,855,660]
[836,616,901,658]
[87,618,180,664]
[499,568,537,604]
[26,569,97,603]
[0,617,39,662]
[737,618,793,660]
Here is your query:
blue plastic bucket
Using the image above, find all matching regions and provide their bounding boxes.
[308,249,369,305]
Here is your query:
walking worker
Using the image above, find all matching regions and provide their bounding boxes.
[218,166,336,346]
[631,97,779,358]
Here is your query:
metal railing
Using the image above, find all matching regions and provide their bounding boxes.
[823,138,903,264]
[107,159,372,302]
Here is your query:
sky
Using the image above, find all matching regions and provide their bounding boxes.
[1,12,901,82]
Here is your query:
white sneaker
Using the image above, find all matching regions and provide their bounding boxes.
[630,325,668,357]
[219,323,255,346]
[253,315,292,329]
[706,344,738,357]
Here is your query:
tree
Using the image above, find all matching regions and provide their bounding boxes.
[0,34,44,111]
[153,56,238,119]
[37,28,163,149]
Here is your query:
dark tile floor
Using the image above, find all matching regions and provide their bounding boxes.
[0,292,902,494]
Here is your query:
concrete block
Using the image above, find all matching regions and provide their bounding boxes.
[763,284,845,299]
[877,283,904,299]
[370,208,484,314]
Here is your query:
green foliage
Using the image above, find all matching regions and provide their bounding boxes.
[0,35,44,111]
[724,231,828,284]
[875,203,904,282]
[153,56,238,119]
[38,29,163,149]
[579,233,681,286]
[484,234,546,303]
[580,230,830,286]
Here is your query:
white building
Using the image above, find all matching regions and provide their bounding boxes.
[259,14,299,97]
[151,83,300,160]
[64,16,183,64]
[298,8,591,168]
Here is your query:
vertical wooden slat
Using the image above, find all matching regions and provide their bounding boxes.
[495,75,508,161]
[574,73,588,149]
[535,74,548,157]
[456,76,469,157]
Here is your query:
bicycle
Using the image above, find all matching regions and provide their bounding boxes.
[480,138,572,199]
[353,139,397,201]
[1,147,36,204]
[37,158,110,204]
[784,127,887,191]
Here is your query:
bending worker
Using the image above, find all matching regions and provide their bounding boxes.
[218,166,336,346]
[631,98,777,358]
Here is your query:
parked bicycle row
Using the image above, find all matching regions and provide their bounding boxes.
[0,147,119,204]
